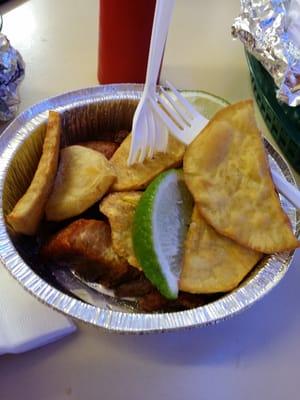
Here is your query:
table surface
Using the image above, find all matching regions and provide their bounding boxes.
[1,1,300,399]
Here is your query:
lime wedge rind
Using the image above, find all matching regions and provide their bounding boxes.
[132,169,193,300]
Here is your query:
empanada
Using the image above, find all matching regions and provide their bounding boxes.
[180,207,262,293]
[45,145,116,221]
[183,100,299,253]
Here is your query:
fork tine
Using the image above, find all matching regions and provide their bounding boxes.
[156,94,186,130]
[166,80,199,117]
[150,98,190,144]
[151,110,162,154]
[155,116,169,152]
[128,108,148,165]
[161,87,192,126]
[137,121,149,164]
[146,111,155,159]
[128,134,144,165]
[152,112,168,152]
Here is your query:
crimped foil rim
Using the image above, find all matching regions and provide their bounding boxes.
[0,84,297,333]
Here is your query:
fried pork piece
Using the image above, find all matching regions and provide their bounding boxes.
[100,192,142,269]
[115,274,154,297]
[77,140,119,159]
[138,290,208,312]
[113,130,129,143]
[41,219,135,287]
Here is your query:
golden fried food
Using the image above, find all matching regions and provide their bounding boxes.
[45,145,116,221]
[179,207,262,293]
[41,219,136,287]
[110,133,185,191]
[100,191,142,269]
[183,100,299,253]
[77,140,119,159]
[7,111,61,235]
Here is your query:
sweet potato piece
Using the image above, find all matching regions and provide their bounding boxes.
[41,219,134,287]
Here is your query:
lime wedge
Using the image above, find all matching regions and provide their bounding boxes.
[183,90,229,120]
[132,169,193,299]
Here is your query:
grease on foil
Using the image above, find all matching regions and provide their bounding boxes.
[0,33,25,121]
[232,0,300,106]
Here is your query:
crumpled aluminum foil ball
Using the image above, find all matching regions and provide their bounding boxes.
[0,33,25,121]
[232,0,300,106]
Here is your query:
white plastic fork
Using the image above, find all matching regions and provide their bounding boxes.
[127,0,175,166]
[151,80,300,209]
[150,80,209,145]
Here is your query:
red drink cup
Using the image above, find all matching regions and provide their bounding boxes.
[98,0,156,84]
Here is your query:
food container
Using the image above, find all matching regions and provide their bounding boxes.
[0,84,298,333]
[246,51,300,174]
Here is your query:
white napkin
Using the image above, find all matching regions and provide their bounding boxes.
[0,264,76,355]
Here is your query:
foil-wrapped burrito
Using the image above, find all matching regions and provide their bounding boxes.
[0,33,25,121]
[232,0,300,106]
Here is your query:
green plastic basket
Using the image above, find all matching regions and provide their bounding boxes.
[246,51,300,173]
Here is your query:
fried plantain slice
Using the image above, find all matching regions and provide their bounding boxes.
[6,111,61,235]
[183,100,299,253]
[100,191,142,269]
[110,133,185,191]
[45,145,116,221]
[179,207,262,294]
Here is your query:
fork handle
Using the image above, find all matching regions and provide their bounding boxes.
[144,0,175,92]
[271,169,300,209]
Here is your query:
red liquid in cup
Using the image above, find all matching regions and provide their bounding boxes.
[98,0,156,84]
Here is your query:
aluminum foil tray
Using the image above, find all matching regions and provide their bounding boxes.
[0,84,298,333]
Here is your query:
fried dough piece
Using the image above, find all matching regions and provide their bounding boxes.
[77,140,119,159]
[41,219,134,287]
[179,207,262,293]
[183,100,299,253]
[45,145,116,221]
[110,133,185,191]
[6,111,61,235]
[100,192,142,269]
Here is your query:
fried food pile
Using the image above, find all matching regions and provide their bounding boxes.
[6,101,299,312]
